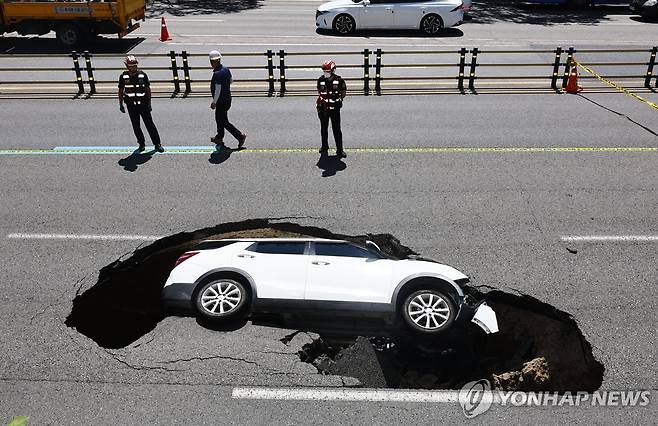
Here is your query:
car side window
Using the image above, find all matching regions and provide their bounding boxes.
[314,243,375,258]
[246,242,306,255]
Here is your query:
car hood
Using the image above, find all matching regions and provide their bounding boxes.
[318,0,357,12]
[394,259,469,282]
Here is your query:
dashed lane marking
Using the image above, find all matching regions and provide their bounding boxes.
[231,387,472,403]
[0,146,655,155]
[561,236,658,242]
[6,233,163,241]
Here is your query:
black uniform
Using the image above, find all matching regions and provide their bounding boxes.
[317,73,347,154]
[118,70,161,149]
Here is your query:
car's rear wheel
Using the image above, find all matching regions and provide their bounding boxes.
[333,14,356,35]
[420,14,444,35]
[194,279,249,321]
[402,289,455,334]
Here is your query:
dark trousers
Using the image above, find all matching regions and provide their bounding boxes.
[215,99,242,141]
[318,108,343,152]
[127,103,161,146]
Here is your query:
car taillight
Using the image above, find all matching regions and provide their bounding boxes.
[175,251,199,267]
[451,2,469,11]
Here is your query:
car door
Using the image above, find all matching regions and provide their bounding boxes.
[361,0,396,29]
[232,241,309,300]
[305,242,393,303]
[394,0,425,29]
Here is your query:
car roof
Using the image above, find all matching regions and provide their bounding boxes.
[200,238,347,243]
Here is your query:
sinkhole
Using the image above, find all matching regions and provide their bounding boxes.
[65,218,604,391]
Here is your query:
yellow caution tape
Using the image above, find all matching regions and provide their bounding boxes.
[574,60,658,111]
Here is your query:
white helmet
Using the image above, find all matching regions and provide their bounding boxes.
[209,50,222,61]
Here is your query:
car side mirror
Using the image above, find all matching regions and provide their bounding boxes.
[365,240,382,253]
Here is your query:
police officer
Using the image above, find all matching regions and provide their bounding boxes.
[118,55,164,152]
[317,59,347,158]
[209,50,247,149]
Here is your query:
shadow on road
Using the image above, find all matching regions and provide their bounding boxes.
[118,150,154,172]
[146,0,264,17]
[0,36,144,55]
[316,28,463,38]
[469,0,633,25]
[209,146,241,165]
[316,152,347,177]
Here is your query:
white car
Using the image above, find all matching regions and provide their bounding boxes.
[162,238,498,335]
[315,0,470,35]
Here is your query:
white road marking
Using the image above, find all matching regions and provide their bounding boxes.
[232,387,491,403]
[6,233,163,241]
[561,235,658,242]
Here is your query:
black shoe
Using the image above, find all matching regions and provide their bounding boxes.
[155,144,165,153]
[215,142,227,149]
[337,150,347,158]
[319,147,329,154]
[211,135,223,144]
[238,133,247,149]
[137,144,145,152]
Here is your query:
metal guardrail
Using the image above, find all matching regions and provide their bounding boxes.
[0,46,656,98]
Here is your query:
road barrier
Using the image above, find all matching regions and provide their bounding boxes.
[0,46,656,98]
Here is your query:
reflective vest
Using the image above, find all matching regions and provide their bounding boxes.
[119,71,149,105]
[317,74,346,112]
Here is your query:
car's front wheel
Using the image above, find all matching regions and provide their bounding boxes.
[194,279,249,321]
[333,14,356,35]
[402,289,455,334]
[420,14,444,35]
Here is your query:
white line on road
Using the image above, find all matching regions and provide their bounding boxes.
[561,236,658,242]
[6,233,163,241]
[232,387,482,403]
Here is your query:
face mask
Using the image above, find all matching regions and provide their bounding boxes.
[323,71,332,78]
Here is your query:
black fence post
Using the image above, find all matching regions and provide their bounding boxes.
[169,50,180,95]
[644,46,657,89]
[457,47,466,93]
[363,48,370,96]
[181,51,191,94]
[71,51,84,95]
[551,46,562,91]
[83,51,96,95]
[375,48,382,96]
[562,46,575,89]
[266,49,275,97]
[278,49,286,97]
[468,47,479,92]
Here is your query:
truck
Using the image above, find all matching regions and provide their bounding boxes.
[0,0,145,46]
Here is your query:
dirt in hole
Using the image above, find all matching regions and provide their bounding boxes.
[294,289,604,392]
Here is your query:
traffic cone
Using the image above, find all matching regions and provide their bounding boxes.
[564,62,582,94]
[159,16,171,42]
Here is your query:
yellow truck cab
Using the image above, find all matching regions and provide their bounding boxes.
[0,0,145,46]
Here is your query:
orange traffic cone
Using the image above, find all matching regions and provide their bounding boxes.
[564,62,582,94]
[159,16,171,42]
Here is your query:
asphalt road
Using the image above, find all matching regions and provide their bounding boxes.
[1,0,657,424]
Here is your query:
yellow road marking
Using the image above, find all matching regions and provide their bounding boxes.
[0,147,656,155]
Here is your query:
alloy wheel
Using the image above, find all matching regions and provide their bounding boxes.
[200,281,242,315]
[407,292,451,330]
[422,15,442,34]
[335,15,355,34]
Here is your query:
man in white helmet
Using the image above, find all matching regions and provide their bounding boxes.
[118,55,164,153]
[209,50,247,149]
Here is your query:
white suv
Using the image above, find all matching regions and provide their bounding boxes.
[162,238,498,335]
